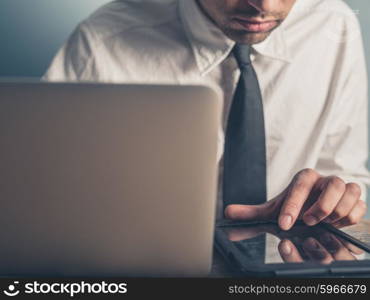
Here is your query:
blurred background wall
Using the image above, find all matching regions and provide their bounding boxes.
[0,0,108,77]
[0,0,369,216]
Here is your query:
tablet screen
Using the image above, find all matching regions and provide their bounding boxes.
[219,223,370,265]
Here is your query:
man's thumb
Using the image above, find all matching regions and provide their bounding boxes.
[224,203,271,221]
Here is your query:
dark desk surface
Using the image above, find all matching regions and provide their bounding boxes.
[210,220,370,277]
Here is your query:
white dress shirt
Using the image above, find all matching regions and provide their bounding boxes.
[44,0,370,219]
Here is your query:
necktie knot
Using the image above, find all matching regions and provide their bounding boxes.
[233,44,252,69]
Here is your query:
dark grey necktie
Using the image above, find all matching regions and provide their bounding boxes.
[223,44,267,209]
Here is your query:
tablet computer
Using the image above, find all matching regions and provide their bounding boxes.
[215,220,370,277]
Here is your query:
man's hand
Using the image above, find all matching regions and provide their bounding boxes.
[224,168,367,230]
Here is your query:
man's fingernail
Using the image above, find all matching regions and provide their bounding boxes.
[281,241,291,255]
[280,215,292,230]
[304,215,318,226]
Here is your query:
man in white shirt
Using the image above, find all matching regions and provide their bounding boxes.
[45,0,369,233]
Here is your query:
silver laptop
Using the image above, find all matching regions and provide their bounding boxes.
[0,82,221,277]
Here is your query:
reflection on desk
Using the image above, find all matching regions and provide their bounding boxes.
[211,220,370,277]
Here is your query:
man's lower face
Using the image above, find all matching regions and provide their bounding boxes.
[197,0,296,45]
[203,6,285,44]
[223,20,281,44]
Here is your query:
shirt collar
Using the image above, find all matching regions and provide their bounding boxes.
[178,0,292,76]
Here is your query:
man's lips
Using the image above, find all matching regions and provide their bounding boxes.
[234,18,279,33]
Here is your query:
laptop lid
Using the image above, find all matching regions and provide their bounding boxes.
[0,82,221,277]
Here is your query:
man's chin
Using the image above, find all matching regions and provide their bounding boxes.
[224,26,276,45]
[228,30,271,45]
